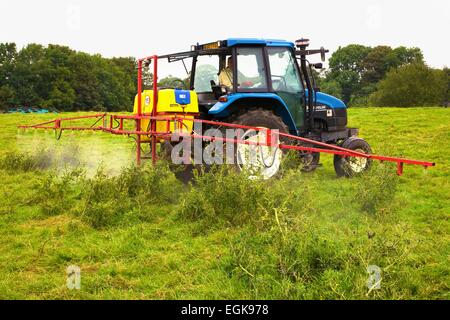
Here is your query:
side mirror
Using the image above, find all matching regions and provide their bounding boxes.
[313,63,323,69]
[320,47,326,62]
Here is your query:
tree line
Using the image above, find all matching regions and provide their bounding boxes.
[0,43,137,111]
[318,44,448,107]
[0,42,448,111]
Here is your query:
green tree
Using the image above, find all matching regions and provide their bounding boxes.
[369,62,447,107]
[443,67,450,105]
[390,46,423,65]
[319,80,343,100]
[323,44,425,106]
[0,43,17,86]
[362,46,394,84]
[362,45,424,87]
[325,44,371,103]
[11,44,46,107]
[42,45,76,110]
[0,42,139,111]
[0,43,17,110]
[68,52,102,110]
[44,79,76,109]
[111,57,137,108]
[0,43,17,65]
[0,85,15,110]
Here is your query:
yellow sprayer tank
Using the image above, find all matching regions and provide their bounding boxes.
[133,89,199,142]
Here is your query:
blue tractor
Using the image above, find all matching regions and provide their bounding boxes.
[160,38,372,178]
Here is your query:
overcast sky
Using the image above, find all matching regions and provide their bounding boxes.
[1,0,449,78]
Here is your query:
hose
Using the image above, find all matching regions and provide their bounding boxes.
[258,144,280,168]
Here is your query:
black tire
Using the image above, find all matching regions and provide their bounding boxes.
[333,137,372,177]
[300,151,320,172]
[160,140,198,183]
[227,108,289,179]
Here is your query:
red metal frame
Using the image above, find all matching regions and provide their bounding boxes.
[18,55,436,176]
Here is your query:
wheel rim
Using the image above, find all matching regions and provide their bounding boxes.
[236,128,282,179]
[347,148,368,173]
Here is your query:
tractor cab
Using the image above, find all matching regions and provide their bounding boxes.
[189,39,305,131]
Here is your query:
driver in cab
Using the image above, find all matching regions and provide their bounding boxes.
[219,57,255,89]
[219,57,234,88]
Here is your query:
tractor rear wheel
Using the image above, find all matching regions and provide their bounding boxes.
[333,137,372,177]
[228,108,289,179]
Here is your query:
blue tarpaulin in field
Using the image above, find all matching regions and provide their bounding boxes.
[7,107,54,114]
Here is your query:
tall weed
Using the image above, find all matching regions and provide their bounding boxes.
[0,150,53,172]
[178,166,313,230]
[77,162,182,229]
[354,162,399,214]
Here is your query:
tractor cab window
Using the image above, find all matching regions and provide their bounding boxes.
[267,47,302,93]
[236,48,268,90]
[193,55,219,92]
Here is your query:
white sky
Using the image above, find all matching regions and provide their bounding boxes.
[1,0,449,78]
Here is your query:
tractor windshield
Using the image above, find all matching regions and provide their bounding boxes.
[193,55,219,92]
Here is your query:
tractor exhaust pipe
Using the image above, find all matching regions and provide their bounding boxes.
[295,38,315,132]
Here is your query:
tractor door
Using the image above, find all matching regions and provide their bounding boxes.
[267,47,304,129]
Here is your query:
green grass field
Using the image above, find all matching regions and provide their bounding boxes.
[0,107,448,299]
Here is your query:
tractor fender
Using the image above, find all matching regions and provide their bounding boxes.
[208,93,297,132]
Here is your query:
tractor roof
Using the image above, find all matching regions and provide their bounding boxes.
[225,38,294,48]
[160,38,295,61]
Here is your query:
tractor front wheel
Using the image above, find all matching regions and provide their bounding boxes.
[333,137,372,177]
